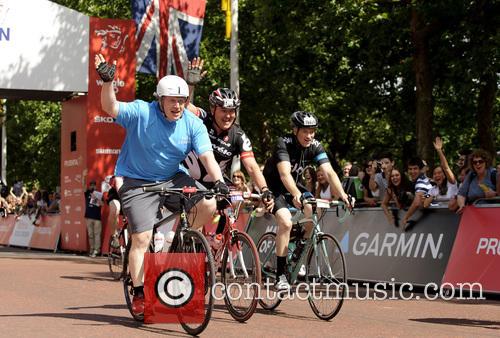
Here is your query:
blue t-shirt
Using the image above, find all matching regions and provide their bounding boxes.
[458,168,497,203]
[115,100,212,181]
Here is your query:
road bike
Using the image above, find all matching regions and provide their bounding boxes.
[257,197,351,320]
[203,190,262,322]
[122,185,219,336]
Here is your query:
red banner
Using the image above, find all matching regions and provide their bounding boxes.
[144,253,205,324]
[29,215,61,251]
[0,215,17,245]
[60,18,135,252]
[442,206,500,294]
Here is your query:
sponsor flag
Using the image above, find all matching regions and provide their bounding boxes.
[144,252,205,323]
[132,0,206,78]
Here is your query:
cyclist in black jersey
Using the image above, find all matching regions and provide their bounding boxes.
[262,111,352,290]
[183,58,274,212]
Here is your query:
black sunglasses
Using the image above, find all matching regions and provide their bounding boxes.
[472,159,485,165]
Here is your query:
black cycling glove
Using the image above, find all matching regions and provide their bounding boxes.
[261,189,274,202]
[96,61,116,82]
[213,180,230,195]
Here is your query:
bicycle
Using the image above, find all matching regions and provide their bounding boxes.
[121,185,219,336]
[257,197,351,320]
[203,190,262,322]
[107,216,128,280]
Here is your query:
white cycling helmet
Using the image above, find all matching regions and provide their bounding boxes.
[156,75,189,98]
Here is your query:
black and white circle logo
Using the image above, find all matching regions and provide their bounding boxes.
[155,268,195,308]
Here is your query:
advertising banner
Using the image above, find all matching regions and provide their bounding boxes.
[29,215,61,251]
[0,0,89,96]
[248,207,461,285]
[9,215,36,247]
[87,16,135,183]
[60,96,88,252]
[0,215,17,245]
[442,205,500,294]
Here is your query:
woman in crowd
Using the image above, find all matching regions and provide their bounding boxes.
[361,159,378,206]
[424,137,458,207]
[454,149,497,213]
[315,166,334,200]
[303,166,317,194]
[232,170,251,193]
[381,168,414,227]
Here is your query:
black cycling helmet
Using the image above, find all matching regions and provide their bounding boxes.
[291,111,318,128]
[209,88,241,111]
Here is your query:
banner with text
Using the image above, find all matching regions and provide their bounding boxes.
[442,205,500,294]
[248,207,461,285]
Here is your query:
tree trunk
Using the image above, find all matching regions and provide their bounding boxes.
[411,7,434,168]
[477,73,497,158]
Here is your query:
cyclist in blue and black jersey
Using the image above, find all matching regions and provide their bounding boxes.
[262,111,352,290]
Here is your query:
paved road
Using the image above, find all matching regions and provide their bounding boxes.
[1,246,499,337]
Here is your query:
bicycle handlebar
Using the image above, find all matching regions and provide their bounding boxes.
[142,185,228,200]
[302,198,344,209]
[142,185,203,194]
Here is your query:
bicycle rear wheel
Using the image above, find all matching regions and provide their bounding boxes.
[221,231,261,322]
[256,232,282,311]
[122,241,144,322]
[305,233,346,320]
[107,231,124,280]
[178,229,216,336]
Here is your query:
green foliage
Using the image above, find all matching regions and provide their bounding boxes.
[5,100,61,190]
[5,0,498,190]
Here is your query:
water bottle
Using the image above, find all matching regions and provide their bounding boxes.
[163,230,175,252]
[154,231,165,253]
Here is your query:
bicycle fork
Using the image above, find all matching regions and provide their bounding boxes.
[226,211,250,279]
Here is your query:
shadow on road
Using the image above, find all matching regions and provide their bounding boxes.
[60,272,119,283]
[212,303,316,322]
[0,312,192,337]
[410,317,500,330]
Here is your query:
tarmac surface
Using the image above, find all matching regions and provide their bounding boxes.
[1,245,499,337]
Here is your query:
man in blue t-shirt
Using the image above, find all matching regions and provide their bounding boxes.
[95,54,228,319]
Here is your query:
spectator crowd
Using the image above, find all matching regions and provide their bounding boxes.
[0,179,60,219]
[247,137,499,231]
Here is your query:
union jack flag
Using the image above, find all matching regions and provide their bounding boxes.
[132,0,206,79]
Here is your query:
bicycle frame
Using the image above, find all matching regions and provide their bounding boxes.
[205,194,257,278]
[260,199,348,285]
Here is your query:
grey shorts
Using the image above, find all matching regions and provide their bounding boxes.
[118,172,207,234]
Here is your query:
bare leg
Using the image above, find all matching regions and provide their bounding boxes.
[189,197,216,231]
[129,230,152,287]
[275,208,292,257]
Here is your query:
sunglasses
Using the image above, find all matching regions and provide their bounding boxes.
[472,159,485,165]
[233,175,244,179]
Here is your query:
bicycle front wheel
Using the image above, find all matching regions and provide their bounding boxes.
[107,232,124,280]
[178,229,216,336]
[221,231,261,322]
[256,232,282,311]
[305,233,347,320]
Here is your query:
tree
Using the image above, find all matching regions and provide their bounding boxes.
[5,100,61,189]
